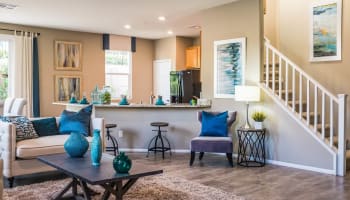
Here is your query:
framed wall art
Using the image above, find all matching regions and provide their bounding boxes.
[213,37,246,98]
[54,75,82,102]
[310,0,342,62]
[54,41,82,70]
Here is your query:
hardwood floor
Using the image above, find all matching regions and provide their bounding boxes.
[5,152,350,200]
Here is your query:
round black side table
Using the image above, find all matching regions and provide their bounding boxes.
[237,128,266,167]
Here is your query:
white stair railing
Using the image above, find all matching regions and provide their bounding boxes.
[263,39,347,176]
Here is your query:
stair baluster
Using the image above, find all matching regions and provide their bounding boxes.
[262,39,347,176]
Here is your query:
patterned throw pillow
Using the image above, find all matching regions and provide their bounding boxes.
[0,116,39,141]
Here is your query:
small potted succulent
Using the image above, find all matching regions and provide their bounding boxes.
[251,111,267,129]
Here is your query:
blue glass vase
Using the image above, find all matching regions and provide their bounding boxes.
[91,129,102,166]
[64,132,89,157]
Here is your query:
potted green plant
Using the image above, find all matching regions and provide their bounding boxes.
[251,111,267,129]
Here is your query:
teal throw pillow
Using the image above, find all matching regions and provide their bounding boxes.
[59,105,92,136]
[31,117,59,137]
[200,111,228,137]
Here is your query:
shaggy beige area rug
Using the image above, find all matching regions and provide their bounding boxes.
[3,174,244,200]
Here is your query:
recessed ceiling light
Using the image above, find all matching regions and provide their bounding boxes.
[124,24,131,29]
[188,25,201,29]
[167,30,173,35]
[0,2,17,9]
[158,16,166,21]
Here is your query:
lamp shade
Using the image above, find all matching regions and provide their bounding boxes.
[235,85,260,102]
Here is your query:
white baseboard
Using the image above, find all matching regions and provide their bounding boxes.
[265,159,336,175]
[118,149,336,175]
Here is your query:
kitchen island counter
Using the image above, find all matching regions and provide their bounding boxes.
[53,102,210,109]
[53,102,212,151]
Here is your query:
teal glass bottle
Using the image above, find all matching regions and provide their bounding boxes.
[113,152,132,173]
[91,129,102,166]
[64,132,89,157]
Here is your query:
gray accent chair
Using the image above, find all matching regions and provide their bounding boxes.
[190,111,237,167]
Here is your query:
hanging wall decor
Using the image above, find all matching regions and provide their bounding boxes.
[213,37,246,98]
[310,0,342,62]
[54,75,82,102]
[54,41,82,70]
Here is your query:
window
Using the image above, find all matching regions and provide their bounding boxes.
[105,50,132,99]
[0,35,13,101]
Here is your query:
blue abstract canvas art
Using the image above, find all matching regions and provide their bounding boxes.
[311,0,341,61]
[214,38,246,98]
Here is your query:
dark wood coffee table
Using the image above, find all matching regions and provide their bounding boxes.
[38,153,163,200]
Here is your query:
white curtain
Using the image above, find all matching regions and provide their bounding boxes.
[10,32,33,117]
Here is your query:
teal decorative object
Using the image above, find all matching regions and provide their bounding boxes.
[91,129,102,166]
[155,95,165,105]
[64,132,89,157]
[91,85,102,104]
[69,93,78,103]
[113,152,132,173]
[119,95,129,105]
[79,96,89,104]
[101,86,112,104]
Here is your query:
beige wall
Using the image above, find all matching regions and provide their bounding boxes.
[200,0,262,143]
[201,0,262,101]
[199,0,334,170]
[109,35,130,51]
[266,0,350,133]
[131,38,154,103]
[175,36,194,71]
[0,23,106,116]
[154,37,176,69]
[193,36,201,46]
[264,0,279,47]
[154,36,194,71]
[0,23,154,116]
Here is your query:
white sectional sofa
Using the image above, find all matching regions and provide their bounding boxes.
[0,117,105,187]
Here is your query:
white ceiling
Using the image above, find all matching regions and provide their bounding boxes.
[0,0,237,39]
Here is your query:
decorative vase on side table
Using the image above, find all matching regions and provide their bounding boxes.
[113,152,132,173]
[64,132,89,157]
[91,129,102,166]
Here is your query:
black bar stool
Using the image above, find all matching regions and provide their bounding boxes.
[105,124,119,156]
[147,122,172,159]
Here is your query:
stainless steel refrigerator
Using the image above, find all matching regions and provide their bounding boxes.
[170,69,201,103]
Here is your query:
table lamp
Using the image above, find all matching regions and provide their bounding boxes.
[235,85,260,129]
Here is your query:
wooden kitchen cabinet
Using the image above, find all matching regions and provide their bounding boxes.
[185,46,200,68]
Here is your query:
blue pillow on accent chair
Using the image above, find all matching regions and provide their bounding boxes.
[59,105,93,136]
[31,117,59,137]
[200,111,228,137]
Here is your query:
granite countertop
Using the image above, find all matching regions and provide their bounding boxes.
[53,102,211,109]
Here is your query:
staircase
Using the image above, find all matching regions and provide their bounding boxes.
[261,39,348,176]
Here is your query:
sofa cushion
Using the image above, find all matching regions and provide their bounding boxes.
[16,135,93,159]
[191,136,233,153]
[59,105,92,136]
[31,117,60,137]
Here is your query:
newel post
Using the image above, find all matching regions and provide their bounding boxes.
[337,94,347,176]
